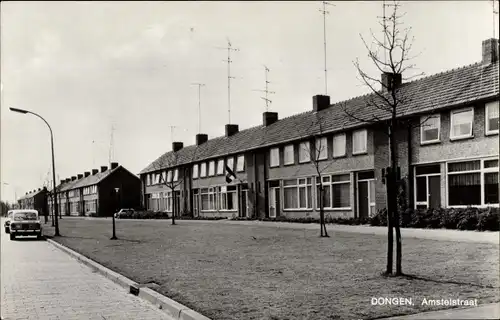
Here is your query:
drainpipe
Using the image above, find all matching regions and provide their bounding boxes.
[407,124,414,210]
[253,153,258,219]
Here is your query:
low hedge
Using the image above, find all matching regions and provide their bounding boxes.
[370,207,499,231]
[116,210,227,221]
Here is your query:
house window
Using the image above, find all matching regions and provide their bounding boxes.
[173,169,179,182]
[270,148,280,167]
[420,115,441,144]
[236,155,245,172]
[165,192,173,212]
[193,164,199,179]
[167,170,172,183]
[414,164,441,209]
[316,174,351,209]
[333,133,346,157]
[283,178,312,209]
[200,163,207,177]
[146,175,151,186]
[447,159,498,206]
[208,161,215,176]
[485,101,499,135]
[315,137,328,160]
[450,108,474,139]
[201,187,216,211]
[299,141,310,163]
[227,157,234,171]
[218,186,237,210]
[352,129,367,155]
[217,159,224,175]
[284,145,294,165]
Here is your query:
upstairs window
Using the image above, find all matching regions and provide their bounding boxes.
[315,137,328,160]
[284,145,294,165]
[333,133,346,157]
[450,108,474,139]
[486,101,499,135]
[236,155,245,172]
[299,141,311,163]
[200,163,207,177]
[173,169,179,182]
[420,115,441,144]
[217,159,225,175]
[270,148,280,167]
[226,157,234,171]
[352,129,367,155]
[208,161,215,176]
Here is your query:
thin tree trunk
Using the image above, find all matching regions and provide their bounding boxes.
[390,119,402,276]
[172,191,176,225]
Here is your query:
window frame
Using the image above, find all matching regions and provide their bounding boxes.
[192,164,199,179]
[217,159,225,175]
[218,186,238,211]
[269,147,280,168]
[283,144,295,165]
[208,161,215,176]
[420,115,441,144]
[236,155,245,172]
[200,163,207,177]
[316,173,351,210]
[446,158,499,208]
[282,177,313,210]
[485,101,499,135]
[450,107,474,140]
[332,133,347,158]
[299,141,311,163]
[352,129,368,155]
[315,137,328,161]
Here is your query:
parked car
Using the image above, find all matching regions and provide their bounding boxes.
[9,209,43,240]
[114,208,134,219]
[4,210,13,233]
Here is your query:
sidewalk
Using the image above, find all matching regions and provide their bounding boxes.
[0,227,173,320]
[381,303,500,319]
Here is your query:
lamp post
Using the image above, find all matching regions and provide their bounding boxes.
[10,107,60,236]
[2,182,17,209]
[111,187,119,240]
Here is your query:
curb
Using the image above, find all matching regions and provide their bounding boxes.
[46,239,211,320]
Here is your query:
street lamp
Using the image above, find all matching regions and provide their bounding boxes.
[10,107,60,236]
[111,187,119,240]
[2,182,17,208]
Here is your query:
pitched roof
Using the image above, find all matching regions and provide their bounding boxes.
[140,60,499,175]
[59,167,117,192]
[18,188,47,201]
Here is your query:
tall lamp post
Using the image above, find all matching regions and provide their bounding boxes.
[2,182,17,209]
[10,107,60,236]
[111,187,119,240]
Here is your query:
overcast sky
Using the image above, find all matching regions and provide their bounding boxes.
[0,1,497,202]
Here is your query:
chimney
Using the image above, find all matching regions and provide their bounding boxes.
[111,162,119,170]
[84,171,91,177]
[263,112,278,126]
[225,124,239,137]
[172,142,184,152]
[101,166,108,173]
[313,95,331,112]
[60,180,65,185]
[65,178,71,183]
[77,174,83,179]
[71,176,77,181]
[92,169,99,175]
[482,38,499,65]
[196,134,208,145]
[381,72,402,91]
[38,188,41,191]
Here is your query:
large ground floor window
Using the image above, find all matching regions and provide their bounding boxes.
[283,178,313,210]
[447,158,498,207]
[84,200,97,213]
[201,187,216,211]
[316,174,351,209]
[218,186,237,210]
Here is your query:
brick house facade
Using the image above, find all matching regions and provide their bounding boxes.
[140,38,499,219]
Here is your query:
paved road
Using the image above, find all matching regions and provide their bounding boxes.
[0,220,173,320]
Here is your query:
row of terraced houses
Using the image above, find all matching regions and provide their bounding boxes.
[18,38,499,219]
[138,38,499,220]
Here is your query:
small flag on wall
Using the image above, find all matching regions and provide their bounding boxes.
[225,165,237,183]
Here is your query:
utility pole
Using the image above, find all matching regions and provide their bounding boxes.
[252,65,275,112]
[191,83,206,133]
[216,39,239,124]
[493,0,499,39]
[108,125,115,166]
[319,1,335,96]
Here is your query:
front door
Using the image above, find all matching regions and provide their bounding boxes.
[241,190,248,218]
[428,176,441,209]
[358,181,369,218]
[193,193,199,217]
[268,187,280,218]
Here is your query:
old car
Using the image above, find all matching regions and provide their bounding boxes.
[4,210,13,233]
[9,209,43,240]
[114,208,134,219]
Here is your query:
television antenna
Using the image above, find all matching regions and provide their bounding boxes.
[319,1,335,95]
[252,65,275,111]
[191,83,206,133]
[215,38,240,124]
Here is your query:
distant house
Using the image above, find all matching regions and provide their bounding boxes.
[47,162,141,217]
[18,187,48,217]
[139,38,499,220]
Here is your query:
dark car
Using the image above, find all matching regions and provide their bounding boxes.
[9,210,43,240]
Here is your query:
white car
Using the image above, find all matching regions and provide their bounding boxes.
[4,210,13,233]
[8,209,43,240]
